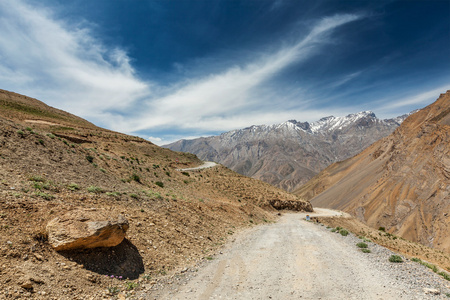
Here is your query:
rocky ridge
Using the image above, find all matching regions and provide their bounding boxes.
[165,111,411,191]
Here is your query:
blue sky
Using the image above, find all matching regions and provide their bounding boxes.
[0,0,449,145]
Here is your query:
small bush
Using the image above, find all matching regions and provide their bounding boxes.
[130,193,138,199]
[68,183,79,191]
[100,168,106,173]
[181,172,190,177]
[378,227,386,232]
[124,281,138,291]
[46,133,55,139]
[330,228,337,232]
[361,249,371,253]
[17,130,24,136]
[29,175,45,182]
[131,173,141,183]
[38,139,45,145]
[411,257,421,263]
[106,192,121,198]
[356,242,368,248]
[35,192,54,200]
[86,155,94,163]
[87,186,103,193]
[339,229,349,236]
[155,181,164,188]
[389,255,403,263]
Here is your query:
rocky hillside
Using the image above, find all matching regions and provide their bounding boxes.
[165,111,409,191]
[296,91,450,253]
[0,89,311,299]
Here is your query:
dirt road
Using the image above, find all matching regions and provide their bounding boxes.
[148,211,449,299]
[176,161,217,171]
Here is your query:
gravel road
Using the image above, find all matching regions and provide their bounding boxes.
[144,211,450,299]
[176,161,217,171]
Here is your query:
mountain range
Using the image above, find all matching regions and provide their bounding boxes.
[296,91,450,252]
[165,111,412,191]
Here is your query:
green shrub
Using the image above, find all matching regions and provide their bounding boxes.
[131,173,141,183]
[378,227,386,232]
[125,281,138,291]
[29,175,45,182]
[68,183,79,191]
[25,127,33,132]
[356,242,368,248]
[86,155,94,163]
[106,192,121,198]
[411,257,421,263]
[389,255,403,263]
[46,133,55,139]
[361,249,371,253]
[35,192,54,200]
[155,181,164,188]
[130,193,138,199]
[181,172,190,177]
[87,186,103,193]
[330,228,337,232]
[38,139,44,145]
[17,130,24,136]
[339,229,349,236]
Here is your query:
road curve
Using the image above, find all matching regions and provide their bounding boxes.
[149,213,449,300]
[176,161,218,171]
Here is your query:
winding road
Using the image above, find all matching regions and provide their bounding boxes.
[176,161,218,171]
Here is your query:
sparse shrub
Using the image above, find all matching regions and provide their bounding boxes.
[63,139,69,145]
[100,168,106,173]
[183,180,189,184]
[165,171,171,177]
[378,227,386,232]
[29,175,45,182]
[130,193,138,199]
[107,286,120,295]
[25,127,33,132]
[361,249,371,253]
[17,130,24,137]
[153,164,159,169]
[439,271,450,281]
[35,192,54,200]
[131,173,141,183]
[205,256,213,261]
[86,155,94,163]
[124,281,138,291]
[106,192,121,198]
[38,139,44,145]
[68,183,79,191]
[389,255,403,263]
[356,242,368,248]
[46,133,55,139]
[330,228,337,232]
[181,172,190,177]
[339,229,349,236]
[155,181,164,188]
[87,186,103,193]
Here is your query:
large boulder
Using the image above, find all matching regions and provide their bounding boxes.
[46,208,129,251]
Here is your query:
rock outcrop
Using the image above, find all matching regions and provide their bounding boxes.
[46,209,129,251]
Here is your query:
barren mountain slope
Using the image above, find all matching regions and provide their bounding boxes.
[165,112,407,192]
[296,91,450,253]
[0,89,311,299]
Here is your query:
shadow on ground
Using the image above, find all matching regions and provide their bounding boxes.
[58,239,144,279]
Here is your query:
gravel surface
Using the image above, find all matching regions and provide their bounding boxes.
[176,161,218,171]
[140,212,450,299]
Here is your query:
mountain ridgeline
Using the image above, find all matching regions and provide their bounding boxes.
[296,91,450,253]
[165,111,410,192]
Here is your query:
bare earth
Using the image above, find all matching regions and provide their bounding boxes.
[149,212,450,300]
[177,161,218,171]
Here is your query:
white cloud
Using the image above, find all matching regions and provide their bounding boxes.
[109,14,363,134]
[375,85,450,116]
[0,1,363,140]
[0,0,149,120]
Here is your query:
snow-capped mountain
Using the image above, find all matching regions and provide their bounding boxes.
[164,111,413,192]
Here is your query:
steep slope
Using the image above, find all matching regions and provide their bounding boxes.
[165,111,408,191]
[0,89,310,299]
[296,91,450,253]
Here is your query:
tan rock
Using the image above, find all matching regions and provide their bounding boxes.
[46,209,129,251]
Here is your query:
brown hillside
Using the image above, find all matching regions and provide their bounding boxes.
[295,91,450,253]
[0,89,311,299]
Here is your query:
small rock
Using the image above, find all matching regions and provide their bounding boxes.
[34,253,44,261]
[20,282,33,290]
[423,288,440,295]
[181,268,188,273]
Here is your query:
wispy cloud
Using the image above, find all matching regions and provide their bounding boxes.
[0,0,149,119]
[0,1,364,141]
[111,14,363,134]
